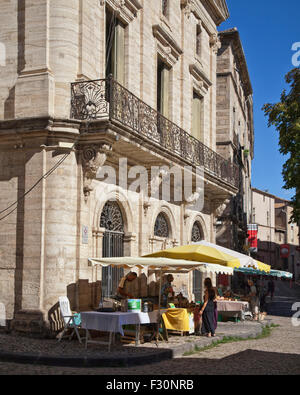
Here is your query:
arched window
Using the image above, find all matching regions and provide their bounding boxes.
[100,201,125,297]
[100,201,124,233]
[154,213,170,238]
[191,221,203,242]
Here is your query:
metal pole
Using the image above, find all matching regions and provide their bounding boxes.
[156,268,163,343]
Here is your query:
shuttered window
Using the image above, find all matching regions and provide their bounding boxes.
[192,92,203,142]
[106,10,125,84]
[157,58,170,118]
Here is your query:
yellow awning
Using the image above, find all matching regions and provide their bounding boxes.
[254,260,271,273]
[88,257,234,275]
[145,244,240,269]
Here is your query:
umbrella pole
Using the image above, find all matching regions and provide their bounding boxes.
[156,268,163,344]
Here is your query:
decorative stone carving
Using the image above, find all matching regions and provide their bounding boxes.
[104,0,142,24]
[153,24,183,66]
[212,198,230,218]
[184,187,203,208]
[181,0,193,18]
[142,168,168,212]
[150,168,169,197]
[183,211,190,224]
[143,201,151,216]
[82,144,112,199]
[189,63,212,97]
[210,33,221,54]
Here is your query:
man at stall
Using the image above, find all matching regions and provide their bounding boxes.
[223,286,233,299]
[267,278,275,301]
[161,274,175,307]
[117,271,138,299]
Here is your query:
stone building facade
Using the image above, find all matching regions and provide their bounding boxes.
[215,28,254,252]
[0,0,243,333]
[252,188,300,279]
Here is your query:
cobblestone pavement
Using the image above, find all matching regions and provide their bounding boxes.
[0,319,266,358]
[266,280,300,317]
[0,315,299,375]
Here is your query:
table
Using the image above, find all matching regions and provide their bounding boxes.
[162,308,190,333]
[217,300,249,321]
[81,310,166,351]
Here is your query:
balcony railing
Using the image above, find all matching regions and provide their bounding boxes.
[71,77,239,189]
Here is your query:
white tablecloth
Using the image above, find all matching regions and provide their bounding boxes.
[217,300,249,312]
[81,311,164,336]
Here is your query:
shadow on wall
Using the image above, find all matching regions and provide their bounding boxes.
[47,273,171,335]
[48,280,102,336]
[0,303,6,327]
[47,273,193,336]
[3,0,25,120]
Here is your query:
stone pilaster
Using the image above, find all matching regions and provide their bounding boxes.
[15,0,54,119]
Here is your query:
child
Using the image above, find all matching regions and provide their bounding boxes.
[194,302,202,335]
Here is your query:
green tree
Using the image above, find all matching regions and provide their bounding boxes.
[262,67,300,224]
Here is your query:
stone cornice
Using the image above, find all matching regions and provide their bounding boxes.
[0,117,81,150]
[181,0,229,27]
[181,0,222,55]
[181,0,216,36]
[153,24,183,65]
[189,63,212,89]
[201,0,229,26]
[104,0,142,24]
[0,117,80,136]
[218,28,253,97]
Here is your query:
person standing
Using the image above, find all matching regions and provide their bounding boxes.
[247,279,259,320]
[199,278,217,337]
[259,279,268,313]
[161,274,175,308]
[267,278,275,301]
[116,271,138,299]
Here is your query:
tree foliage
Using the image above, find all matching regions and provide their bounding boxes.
[262,67,300,224]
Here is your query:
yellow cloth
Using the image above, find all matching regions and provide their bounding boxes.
[146,244,240,269]
[162,308,190,332]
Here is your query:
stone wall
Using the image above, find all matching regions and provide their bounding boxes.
[0,0,232,333]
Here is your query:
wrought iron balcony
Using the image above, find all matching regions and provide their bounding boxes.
[71,77,239,189]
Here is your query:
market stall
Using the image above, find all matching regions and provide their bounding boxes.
[216,300,249,322]
[145,244,241,268]
[81,309,168,350]
[85,256,234,348]
[231,266,293,320]
[234,267,293,278]
[193,241,271,273]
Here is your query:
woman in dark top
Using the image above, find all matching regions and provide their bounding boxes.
[200,278,216,337]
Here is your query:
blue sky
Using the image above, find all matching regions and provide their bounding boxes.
[218,0,300,200]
